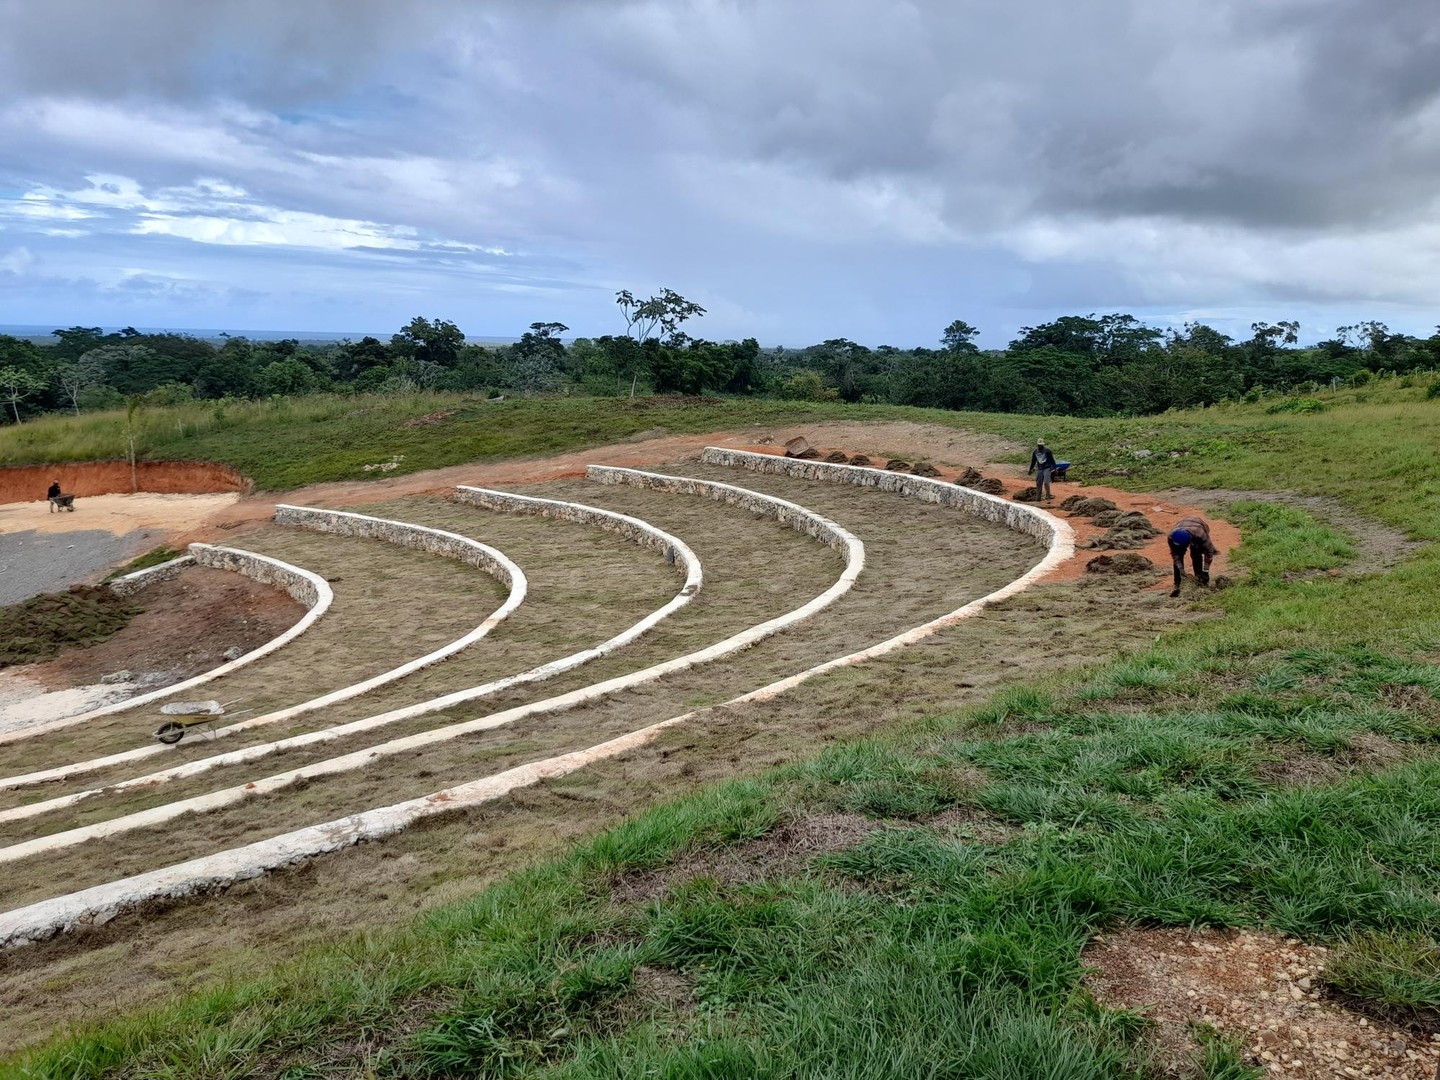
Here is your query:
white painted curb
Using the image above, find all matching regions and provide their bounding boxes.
[0,546,333,746]
[0,721,683,948]
[0,458,1070,944]
[0,506,525,782]
[0,489,693,793]
[0,472,859,869]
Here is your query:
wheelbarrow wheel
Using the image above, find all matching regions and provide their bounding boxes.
[154,721,186,745]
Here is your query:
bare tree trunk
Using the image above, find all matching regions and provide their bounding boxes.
[128,433,138,493]
[629,372,638,398]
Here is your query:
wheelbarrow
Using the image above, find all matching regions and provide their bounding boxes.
[48,494,76,512]
[1051,461,1072,482]
[152,700,244,744]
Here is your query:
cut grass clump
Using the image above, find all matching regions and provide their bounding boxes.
[0,586,142,668]
[1324,931,1440,1028]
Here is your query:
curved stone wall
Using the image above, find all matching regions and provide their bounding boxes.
[699,447,1057,541]
[107,554,195,598]
[0,490,689,793]
[0,461,1071,944]
[0,471,863,868]
[0,545,333,747]
[588,464,856,554]
[273,505,525,592]
[453,486,700,597]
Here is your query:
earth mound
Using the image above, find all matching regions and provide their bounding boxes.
[1085,553,1156,575]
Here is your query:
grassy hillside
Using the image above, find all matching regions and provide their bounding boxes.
[8,385,1440,1077]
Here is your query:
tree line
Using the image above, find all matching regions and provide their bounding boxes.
[3,292,1438,423]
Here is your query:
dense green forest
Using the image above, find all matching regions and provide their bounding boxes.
[3,289,1438,423]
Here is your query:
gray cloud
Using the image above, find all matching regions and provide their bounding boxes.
[0,0,1436,343]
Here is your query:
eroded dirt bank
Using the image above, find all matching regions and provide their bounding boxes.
[0,461,249,505]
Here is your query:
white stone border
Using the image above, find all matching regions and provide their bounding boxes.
[0,546,334,747]
[108,553,195,597]
[0,721,684,948]
[0,490,691,793]
[0,506,523,763]
[0,455,1074,945]
[0,472,860,872]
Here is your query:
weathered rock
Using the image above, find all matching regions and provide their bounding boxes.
[1085,553,1156,575]
[99,670,133,685]
[221,646,244,661]
[911,461,941,477]
[823,450,850,464]
[885,460,911,472]
[848,454,873,466]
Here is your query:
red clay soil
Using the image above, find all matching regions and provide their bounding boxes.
[678,444,1237,589]
[22,565,305,691]
[0,461,250,504]
[10,430,1231,593]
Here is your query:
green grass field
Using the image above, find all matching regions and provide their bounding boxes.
[5,383,1440,1077]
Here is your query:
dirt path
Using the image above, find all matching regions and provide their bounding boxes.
[190,422,1019,528]
[1164,487,1420,576]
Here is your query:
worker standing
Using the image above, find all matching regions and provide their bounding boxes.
[1168,515,1218,597]
[1028,440,1058,502]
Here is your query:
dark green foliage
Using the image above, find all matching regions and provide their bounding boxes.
[6,309,1440,423]
[0,586,142,667]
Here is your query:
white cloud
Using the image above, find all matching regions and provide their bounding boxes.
[1,0,1438,341]
[0,246,36,275]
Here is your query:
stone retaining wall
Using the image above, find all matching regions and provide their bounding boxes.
[273,505,521,594]
[0,546,333,747]
[0,471,863,886]
[700,447,1054,542]
[588,464,855,555]
[190,543,325,607]
[454,487,699,596]
[108,555,195,598]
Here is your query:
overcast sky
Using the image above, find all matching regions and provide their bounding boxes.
[1,0,1437,348]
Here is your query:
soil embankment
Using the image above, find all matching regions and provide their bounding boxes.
[0,461,248,505]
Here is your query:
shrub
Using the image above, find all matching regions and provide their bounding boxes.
[1265,397,1328,414]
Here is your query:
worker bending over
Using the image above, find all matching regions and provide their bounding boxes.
[1167,515,1217,597]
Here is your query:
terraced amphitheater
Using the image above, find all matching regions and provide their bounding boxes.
[0,439,1196,1049]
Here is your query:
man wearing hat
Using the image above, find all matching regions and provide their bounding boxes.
[1028,440,1058,501]
[1168,514,1218,597]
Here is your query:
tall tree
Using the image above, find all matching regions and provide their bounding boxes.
[940,320,980,354]
[392,317,465,368]
[0,366,43,423]
[615,288,706,345]
[55,351,106,413]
